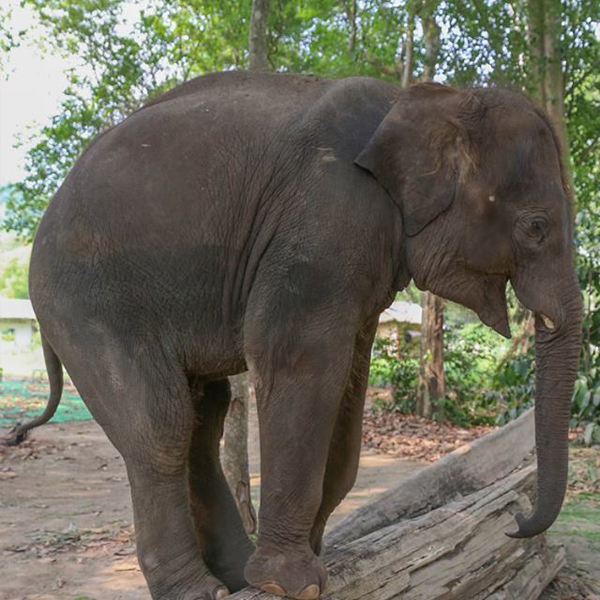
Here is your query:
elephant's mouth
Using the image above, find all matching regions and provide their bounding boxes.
[475,275,511,339]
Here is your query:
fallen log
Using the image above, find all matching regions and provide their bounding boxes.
[229,410,564,599]
[327,408,535,546]
[231,465,563,599]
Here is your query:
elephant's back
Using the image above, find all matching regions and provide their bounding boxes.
[141,70,334,112]
[29,72,398,336]
[27,74,325,336]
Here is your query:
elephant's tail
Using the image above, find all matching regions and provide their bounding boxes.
[4,335,64,446]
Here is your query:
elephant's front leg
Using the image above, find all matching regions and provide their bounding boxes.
[244,334,355,600]
[309,316,378,555]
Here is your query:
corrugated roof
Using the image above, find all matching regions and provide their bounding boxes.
[379,301,422,325]
[0,297,36,320]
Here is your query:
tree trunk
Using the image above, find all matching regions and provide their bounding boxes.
[341,0,358,56]
[417,291,445,418]
[419,0,441,81]
[401,10,415,88]
[526,0,572,182]
[248,0,270,71]
[541,0,573,193]
[526,0,547,107]
[517,0,571,354]
[222,374,257,534]
[415,3,445,419]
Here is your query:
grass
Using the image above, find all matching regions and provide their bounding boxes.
[546,444,600,583]
[557,501,600,526]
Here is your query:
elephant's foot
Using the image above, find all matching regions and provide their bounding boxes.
[148,574,229,600]
[149,577,229,600]
[142,549,229,600]
[203,536,254,593]
[244,545,328,600]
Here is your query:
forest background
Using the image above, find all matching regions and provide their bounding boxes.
[0,0,598,439]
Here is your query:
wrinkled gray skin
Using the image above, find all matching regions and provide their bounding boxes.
[19,72,581,600]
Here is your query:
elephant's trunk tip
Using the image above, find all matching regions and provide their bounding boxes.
[504,509,559,539]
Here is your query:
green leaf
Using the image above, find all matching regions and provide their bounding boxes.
[584,422,596,446]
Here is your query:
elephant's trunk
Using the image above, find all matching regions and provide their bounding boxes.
[507,284,582,538]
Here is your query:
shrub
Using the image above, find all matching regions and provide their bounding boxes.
[442,322,506,425]
[492,349,535,425]
[0,257,29,299]
[369,336,419,412]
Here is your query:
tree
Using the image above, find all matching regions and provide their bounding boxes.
[222,374,257,534]
[2,0,598,426]
[417,292,445,418]
[416,0,445,419]
[248,0,270,71]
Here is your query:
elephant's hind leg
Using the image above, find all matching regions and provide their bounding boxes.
[57,338,228,600]
[188,377,255,592]
[120,371,229,600]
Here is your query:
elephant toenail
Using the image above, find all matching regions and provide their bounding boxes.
[261,583,287,596]
[297,584,320,600]
[214,586,229,600]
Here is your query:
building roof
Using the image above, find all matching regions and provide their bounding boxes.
[0,297,36,320]
[379,300,422,325]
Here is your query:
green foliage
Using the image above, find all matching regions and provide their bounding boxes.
[370,322,508,426]
[492,348,536,425]
[369,336,419,413]
[440,322,506,425]
[572,371,600,445]
[494,350,600,445]
[0,257,29,299]
[368,337,397,388]
[1,328,16,342]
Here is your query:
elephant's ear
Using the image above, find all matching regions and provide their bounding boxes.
[355,88,474,237]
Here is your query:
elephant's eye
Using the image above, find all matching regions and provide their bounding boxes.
[528,218,548,243]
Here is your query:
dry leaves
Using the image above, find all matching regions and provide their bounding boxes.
[362,408,496,463]
[567,447,600,498]
[540,568,600,600]
[4,523,136,559]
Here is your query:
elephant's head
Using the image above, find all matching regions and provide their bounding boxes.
[356,83,582,537]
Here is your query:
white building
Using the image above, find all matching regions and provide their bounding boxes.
[0,297,37,348]
[377,300,422,340]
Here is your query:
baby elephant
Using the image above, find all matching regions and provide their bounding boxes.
[14,71,581,599]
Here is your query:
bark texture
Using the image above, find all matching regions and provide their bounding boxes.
[401,10,415,88]
[526,0,572,182]
[222,374,257,535]
[248,0,270,71]
[419,0,441,81]
[417,291,445,418]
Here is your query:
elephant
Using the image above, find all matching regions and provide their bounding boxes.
[10,71,582,600]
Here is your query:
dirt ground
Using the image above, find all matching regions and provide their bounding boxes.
[0,413,423,600]
[1,389,598,600]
